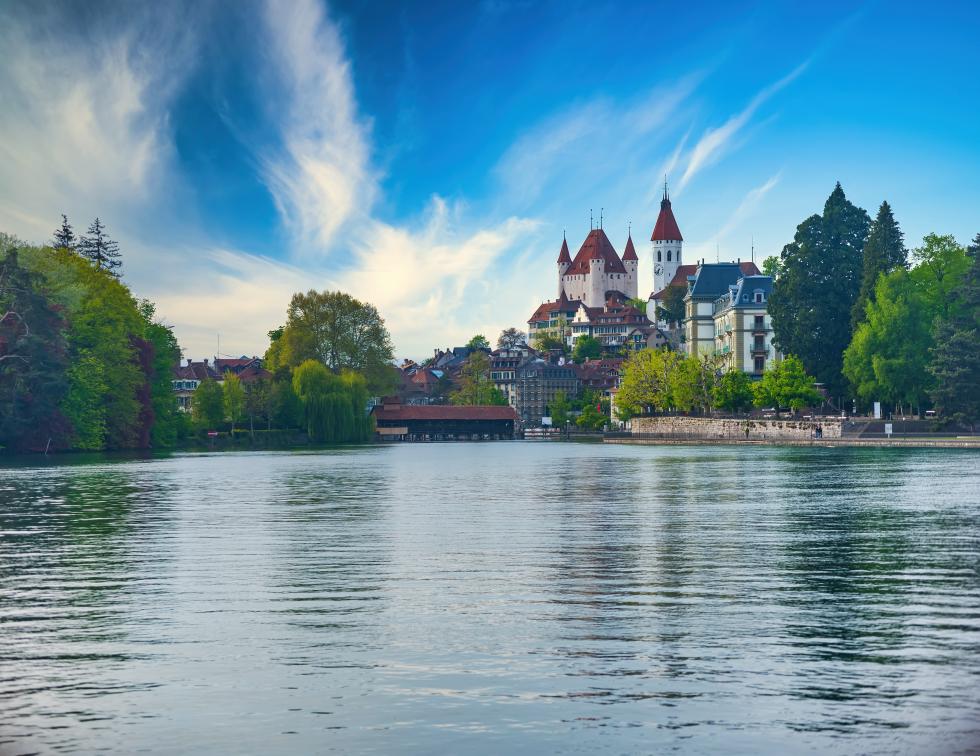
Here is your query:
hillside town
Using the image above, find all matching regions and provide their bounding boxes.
[169,187,786,439]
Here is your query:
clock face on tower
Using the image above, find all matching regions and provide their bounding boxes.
[654,264,663,275]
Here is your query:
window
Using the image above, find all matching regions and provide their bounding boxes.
[754,291,764,303]
[754,357,765,373]
[754,315,764,329]
[667,250,672,262]
[657,250,662,262]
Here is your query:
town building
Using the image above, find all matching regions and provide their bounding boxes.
[569,293,668,351]
[513,358,580,427]
[172,359,220,412]
[490,344,536,409]
[711,275,780,375]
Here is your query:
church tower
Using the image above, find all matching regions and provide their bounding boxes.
[557,234,571,298]
[651,183,683,294]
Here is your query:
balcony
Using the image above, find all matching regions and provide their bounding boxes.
[751,344,769,356]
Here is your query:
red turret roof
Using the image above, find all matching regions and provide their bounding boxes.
[651,197,683,242]
[557,237,571,264]
[622,234,638,261]
[566,228,627,276]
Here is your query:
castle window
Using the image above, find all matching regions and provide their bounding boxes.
[657,250,662,262]
[667,251,672,262]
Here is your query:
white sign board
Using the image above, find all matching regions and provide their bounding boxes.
[873,402,882,419]
[541,416,552,427]
[885,423,893,437]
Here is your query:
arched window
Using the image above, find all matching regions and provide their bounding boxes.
[667,250,672,262]
[657,250,662,262]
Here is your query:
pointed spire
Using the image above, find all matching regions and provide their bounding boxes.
[651,189,683,242]
[623,233,638,261]
[557,235,571,264]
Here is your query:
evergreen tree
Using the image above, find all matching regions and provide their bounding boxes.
[52,214,77,252]
[929,233,980,426]
[78,217,122,275]
[768,183,870,401]
[851,201,907,329]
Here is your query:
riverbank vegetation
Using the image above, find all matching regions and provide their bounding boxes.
[1,223,181,453]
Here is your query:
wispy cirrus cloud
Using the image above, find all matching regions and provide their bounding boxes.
[678,63,808,191]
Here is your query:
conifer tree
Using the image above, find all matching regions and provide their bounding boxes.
[768,183,870,400]
[52,214,77,252]
[78,217,122,275]
[929,233,980,426]
[851,201,907,329]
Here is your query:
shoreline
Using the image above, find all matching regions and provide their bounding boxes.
[605,436,980,449]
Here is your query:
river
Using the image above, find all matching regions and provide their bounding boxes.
[1,443,978,754]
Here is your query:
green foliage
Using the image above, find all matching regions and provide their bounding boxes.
[273,290,394,393]
[670,355,716,413]
[62,352,108,449]
[910,233,970,322]
[291,359,372,443]
[572,335,602,363]
[0,250,71,451]
[576,401,606,430]
[77,217,122,276]
[615,348,682,418]
[466,334,491,350]
[549,389,570,428]
[752,356,822,412]
[192,379,225,430]
[929,234,980,425]
[761,256,781,279]
[223,373,245,432]
[843,268,933,410]
[851,201,906,329]
[270,379,303,429]
[768,183,870,399]
[451,351,507,405]
[531,332,565,352]
[713,370,754,412]
[656,285,685,326]
[139,300,181,448]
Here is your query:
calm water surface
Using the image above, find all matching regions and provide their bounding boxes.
[1,443,979,754]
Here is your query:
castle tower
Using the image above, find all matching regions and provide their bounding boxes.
[622,232,639,300]
[557,235,571,298]
[651,183,683,294]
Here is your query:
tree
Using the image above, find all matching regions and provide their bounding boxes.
[78,217,122,275]
[466,334,491,350]
[277,290,394,393]
[851,201,906,329]
[713,370,754,413]
[910,233,970,322]
[52,214,77,252]
[138,300,181,448]
[768,183,870,399]
[576,401,606,431]
[615,348,682,418]
[451,351,507,405]
[270,378,303,429]
[496,327,527,350]
[761,256,781,279]
[192,378,225,430]
[752,356,822,414]
[669,355,716,414]
[223,373,245,433]
[929,233,980,426]
[0,250,71,451]
[549,389,570,429]
[572,335,601,363]
[656,285,686,326]
[843,268,933,413]
[531,332,565,352]
[245,380,272,433]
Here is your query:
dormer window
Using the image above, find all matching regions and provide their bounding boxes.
[754,291,764,303]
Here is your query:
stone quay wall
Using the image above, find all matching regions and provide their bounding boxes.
[630,416,843,441]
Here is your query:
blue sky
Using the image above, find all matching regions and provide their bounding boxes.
[1,0,978,359]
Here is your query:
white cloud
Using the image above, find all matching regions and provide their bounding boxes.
[678,63,807,191]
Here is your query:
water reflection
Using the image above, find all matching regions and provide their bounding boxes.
[0,445,978,754]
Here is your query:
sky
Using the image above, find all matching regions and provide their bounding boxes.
[1,0,978,361]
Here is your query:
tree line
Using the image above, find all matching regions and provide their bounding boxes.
[1,217,179,453]
[766,184,978,423]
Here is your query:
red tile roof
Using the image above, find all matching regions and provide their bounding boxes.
[528,291,579,323]
[557,237,571,264]
[622,234,638,261]
[566,228,627,275]
[651,198,683,242]
[373,405,518,421]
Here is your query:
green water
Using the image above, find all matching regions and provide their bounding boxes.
[1,443,978,754]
